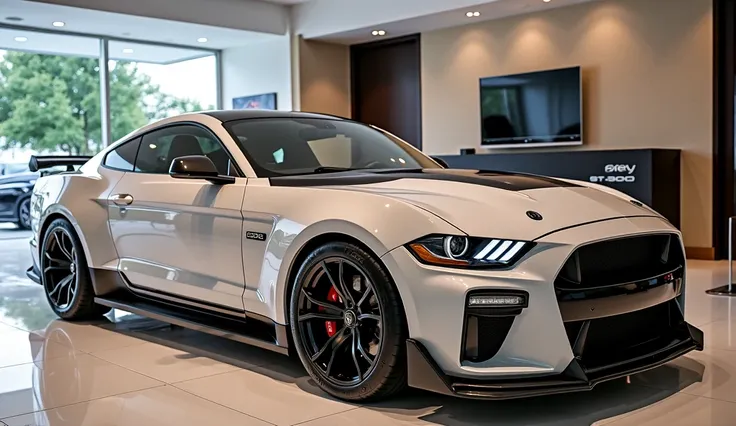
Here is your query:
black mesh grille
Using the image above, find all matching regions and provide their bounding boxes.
[462,315,515,363]
[556,234,684,292]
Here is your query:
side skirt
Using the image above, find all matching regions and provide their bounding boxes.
[90,269,289,355]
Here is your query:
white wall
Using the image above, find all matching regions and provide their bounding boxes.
[421,0,712,249]
[221,37,293,111]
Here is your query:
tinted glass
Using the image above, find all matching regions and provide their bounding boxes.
[104,138,141,171]
[136,125,233,175]
[225,118,439,177]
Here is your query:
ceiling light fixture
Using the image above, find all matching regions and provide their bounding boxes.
[371,30,386,36]
[197,37,208,43]
[122,48,134,54]
[14,36,28,42]
[543,0,551,2]
[466,11,481,17]
[52,21,65,27]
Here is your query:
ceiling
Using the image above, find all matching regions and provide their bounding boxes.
[0,0,284,55]
[293,0,601,44]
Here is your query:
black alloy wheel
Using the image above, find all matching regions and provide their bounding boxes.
[18,198,31,230]
[41,219,110,319]
[290,241,407,401]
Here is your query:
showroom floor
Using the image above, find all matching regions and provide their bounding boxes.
[1,225,735,425]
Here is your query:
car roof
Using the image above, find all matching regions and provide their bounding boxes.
[202,110,348,123]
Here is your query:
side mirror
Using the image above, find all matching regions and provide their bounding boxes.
[431,156,450,169]
[169,155,235,185]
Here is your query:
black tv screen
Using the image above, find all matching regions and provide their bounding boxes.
[480,66,582,148]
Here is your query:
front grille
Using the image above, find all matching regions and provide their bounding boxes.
[462,315,515,362]
[555,234,684,295]
[564,300,683,373]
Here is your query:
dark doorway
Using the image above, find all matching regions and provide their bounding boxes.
[351,34,422,149]
[713,0,736,259]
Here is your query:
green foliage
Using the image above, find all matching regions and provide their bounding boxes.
[0,51,210,154]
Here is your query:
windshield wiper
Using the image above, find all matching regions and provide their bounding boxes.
[312,166,357,174]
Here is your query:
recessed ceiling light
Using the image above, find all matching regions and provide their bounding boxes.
[5,16,23,22]
[543,0,551,2]
[197,37,208,43]
[52,21,65,27]
[122,48,134,54]
[14,36,28,42]
[371,30,386,36]
[466,11,481,17]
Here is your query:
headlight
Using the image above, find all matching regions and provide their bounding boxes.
[406,235,533,268]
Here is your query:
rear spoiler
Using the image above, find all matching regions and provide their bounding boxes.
[28,155,92,172]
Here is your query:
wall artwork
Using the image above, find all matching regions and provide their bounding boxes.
[232,93,277,110]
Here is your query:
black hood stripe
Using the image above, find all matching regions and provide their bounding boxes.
[269,169,578,191]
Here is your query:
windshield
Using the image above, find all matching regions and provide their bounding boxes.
[224,118,440,177]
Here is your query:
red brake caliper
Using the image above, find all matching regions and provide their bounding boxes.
[322,286,340,337]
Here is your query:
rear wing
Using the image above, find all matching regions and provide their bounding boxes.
[28,155,92,173]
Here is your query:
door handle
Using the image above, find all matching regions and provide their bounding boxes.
[110,194,134,206]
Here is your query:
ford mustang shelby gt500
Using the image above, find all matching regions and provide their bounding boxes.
[26,110,703,401]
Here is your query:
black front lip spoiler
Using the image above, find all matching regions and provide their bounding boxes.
[406,323,704,400]
[26,266,41,284]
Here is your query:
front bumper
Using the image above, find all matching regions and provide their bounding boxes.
[407,317,703,399]
[382,215,703,396]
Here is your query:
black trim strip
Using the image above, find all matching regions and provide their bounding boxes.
[124,276,245,315]
[270,169,579,192]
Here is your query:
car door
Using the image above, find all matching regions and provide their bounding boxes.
[107,123,247,312]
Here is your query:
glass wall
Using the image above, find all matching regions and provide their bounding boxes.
[0,28,102,165]
[0,28,219,168]
[107,41,217,142]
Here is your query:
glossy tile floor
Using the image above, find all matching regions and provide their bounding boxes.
[1,225,736,425]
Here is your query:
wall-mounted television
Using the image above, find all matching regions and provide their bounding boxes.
[480,66,582,149]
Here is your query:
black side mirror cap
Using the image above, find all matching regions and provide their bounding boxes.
[169,155,235,185]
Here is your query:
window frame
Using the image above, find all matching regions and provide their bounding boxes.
[101,121,244,177]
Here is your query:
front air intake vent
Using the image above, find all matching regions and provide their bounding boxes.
[555,233,684,293]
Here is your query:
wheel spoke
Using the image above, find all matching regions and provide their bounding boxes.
[56,231,73,261]
[358,313,380,322]
[298,312,343,322]
[356,284,373,309]
[44,252,70,266]
[350,329,363,381]
[321,261,352,307]
[43,265,69,274]
[64,274,75,306]
[301,289,343,313]
[325,328,350,376]
[337,261,355,306]
[311,326,347,362]
[355,328,375,367]
[48,274,73,305]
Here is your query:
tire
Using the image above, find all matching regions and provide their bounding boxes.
[40,218,111,320]
[16,197,31,230]
[289,241,407,402]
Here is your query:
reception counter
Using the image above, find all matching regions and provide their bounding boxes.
[438,149,681,229]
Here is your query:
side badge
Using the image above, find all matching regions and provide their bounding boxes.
[246,231,267,241]
[526,211,543,221]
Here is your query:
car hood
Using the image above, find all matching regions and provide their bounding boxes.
[273,169,659,241]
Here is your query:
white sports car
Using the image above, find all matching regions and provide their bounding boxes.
[26,110,703,401]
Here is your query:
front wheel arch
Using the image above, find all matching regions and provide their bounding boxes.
[283,232,406,327]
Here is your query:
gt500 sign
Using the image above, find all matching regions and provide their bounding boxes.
[590,164,637,183]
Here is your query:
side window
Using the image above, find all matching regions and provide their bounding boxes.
[104,138,141,171]
[135,125,234,176]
